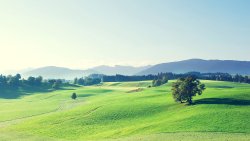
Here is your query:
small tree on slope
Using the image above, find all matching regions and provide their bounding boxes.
[71,93,77,100]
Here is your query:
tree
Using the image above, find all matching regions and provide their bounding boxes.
[52,80,61,89]
[35,76,43,86]
[27,76,36,86]
[73,77,78,84]
[244,76,249,83]
[154,79,162,87]
[161,76,168,84]
[152,76,168,87]
[7,74,21,88]
[77,78,85,85]
[15,74,21,81]
[84,77,101,86]
[71,93,77,100]
[172,76,206,104]
[152,79,156,86]
[0,75,7,88]
[48,79,56,85]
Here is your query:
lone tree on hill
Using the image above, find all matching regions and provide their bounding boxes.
[71,93,77,100]
[172,76,205,104]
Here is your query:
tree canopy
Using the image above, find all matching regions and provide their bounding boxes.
[73,77,101,86]
[0,74,65,91]
[71,93,77,100]
[152,76,168,87]
[102,72,250,84]
[172,76,206,104]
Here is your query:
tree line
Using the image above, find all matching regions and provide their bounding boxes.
[152,76,168,87]
[102,72,250,84]
[1,72,249,90]
[0,74,64,90]
[73,77,101,86]
[102,74,155,82]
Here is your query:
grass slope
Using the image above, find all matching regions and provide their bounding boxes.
[0,80,249,141]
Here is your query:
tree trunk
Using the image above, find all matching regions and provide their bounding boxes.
[187,97,192,105]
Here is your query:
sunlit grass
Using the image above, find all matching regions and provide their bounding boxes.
[0,80,249,140]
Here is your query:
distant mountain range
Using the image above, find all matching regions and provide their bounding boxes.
[17,59,250,79]
[138,59,250,75]
[91,65,152,76]
[22,66,97,79]
[22,65,151,79]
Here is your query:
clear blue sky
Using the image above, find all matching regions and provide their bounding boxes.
[0,0,249,72]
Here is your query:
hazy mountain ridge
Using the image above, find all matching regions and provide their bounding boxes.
[13,59,250,79]
[91,65,152,75]
[22,66,98,79]
[138,59,250,75]
[21,65,151,79]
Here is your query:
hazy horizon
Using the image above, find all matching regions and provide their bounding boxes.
[3,58,250,75]
[1,0,249,72]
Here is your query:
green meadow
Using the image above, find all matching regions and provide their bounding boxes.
[0,80,250,141]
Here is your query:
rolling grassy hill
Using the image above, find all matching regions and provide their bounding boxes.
[0,81,249,141]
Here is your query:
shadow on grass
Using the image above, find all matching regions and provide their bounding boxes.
[195,98,250,106]
[67,84,81,87]
[0,87,53,99]
[0,84,80,99]
[140,94,163,99]
[212,86,234,89]
[155,90,168,93]
[57,88,76,90]
[77,94,96,98]
[109,83,122,86]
